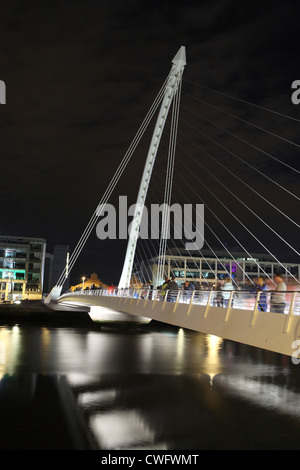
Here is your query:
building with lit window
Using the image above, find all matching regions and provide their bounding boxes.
[142,248,300,288]
[0,235,46,301]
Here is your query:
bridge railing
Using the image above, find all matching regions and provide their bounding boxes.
[61,287,300,315]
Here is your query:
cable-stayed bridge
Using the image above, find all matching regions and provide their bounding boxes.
[45,46,300,357]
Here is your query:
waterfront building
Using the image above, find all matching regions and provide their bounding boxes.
[142,248,300,288]
[0,235,46,301]
[48,245,70,294]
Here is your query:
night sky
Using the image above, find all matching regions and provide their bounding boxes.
[0,0,299,285]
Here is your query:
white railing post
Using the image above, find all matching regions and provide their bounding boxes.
[187,290,195,315]
[224,291,234,323]
[284,292,296,333]
[203,290,213,319]
[249,291,260,327]
[152,289,158,309]
[162,290,169,310]
[173,290,181,312]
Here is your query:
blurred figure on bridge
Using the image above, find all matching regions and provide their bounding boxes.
[167,276,178,302]
[270,272,287,313]
[221,276,234,308]
[158,277,170,300]
[255,277,268,312]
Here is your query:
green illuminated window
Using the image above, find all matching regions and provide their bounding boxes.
[0,268,26,280]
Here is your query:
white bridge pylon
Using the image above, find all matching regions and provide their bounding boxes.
[45,46,186,303]
[118,46,186,289]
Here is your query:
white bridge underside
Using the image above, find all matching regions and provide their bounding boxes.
[58,293,300,357]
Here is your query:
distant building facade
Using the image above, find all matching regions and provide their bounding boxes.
[0,235,46,301]
[0,235,71,300]
[70,273,108,291]
[48,245,70,294]
[143,249,300,288]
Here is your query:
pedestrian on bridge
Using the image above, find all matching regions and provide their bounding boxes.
[255,277,268,312]
[183,280,194,302]
[167,276,178,302]
[270,272,287,314]
[144,280,153,299]
[158,277,170,300]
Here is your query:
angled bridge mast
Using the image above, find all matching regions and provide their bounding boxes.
[118,46,186,289]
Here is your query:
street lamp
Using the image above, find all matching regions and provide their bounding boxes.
[82,276,86,290]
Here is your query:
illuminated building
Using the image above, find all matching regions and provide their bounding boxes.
[70,273,108,291]
[142,249,300,288]
[47,245,70,294]
[0,235,46,301]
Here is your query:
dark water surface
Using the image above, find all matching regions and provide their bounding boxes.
[0,321,300,450]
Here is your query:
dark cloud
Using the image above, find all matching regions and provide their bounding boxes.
[0,0,299,283]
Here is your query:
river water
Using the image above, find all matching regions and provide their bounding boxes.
[0,320,300,450]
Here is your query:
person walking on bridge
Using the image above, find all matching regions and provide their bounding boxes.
[167,276,178,302]
[270,272,287,314]
[158,277,170,300]
[255,276,268,312]
[221,276,234,308]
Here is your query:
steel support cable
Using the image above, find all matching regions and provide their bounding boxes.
[56,74,171,286]
[152,134,257,287]
[148,175,199,279]
[157,102,176,280]
[158,160,253,286]
[176,126,300,257]
[170,169,274,285]
[157,76,182,283]
[174,134,299,282]
[132,243,148,285]
[158,128,289,284]
[136,122,298,289]
[144,175,200,286]
[148,156,243,287]
[181,103,300,176]
[183,90,300,157]
[145,140,233,285]
[177,155,300,284]
[178,117,300,230]
[184,78,300,125]
[121,98,184,289]
[60,78,168,285]
[157,89,177,281]
[133,182,164,286]
[157,94,177,279]
[151,170,244,287]
[136,143,192,287]
[180,112,300,202]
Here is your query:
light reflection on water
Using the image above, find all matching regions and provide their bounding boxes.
[0,323,300,449]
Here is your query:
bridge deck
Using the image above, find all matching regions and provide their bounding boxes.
[58,288,300,357]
